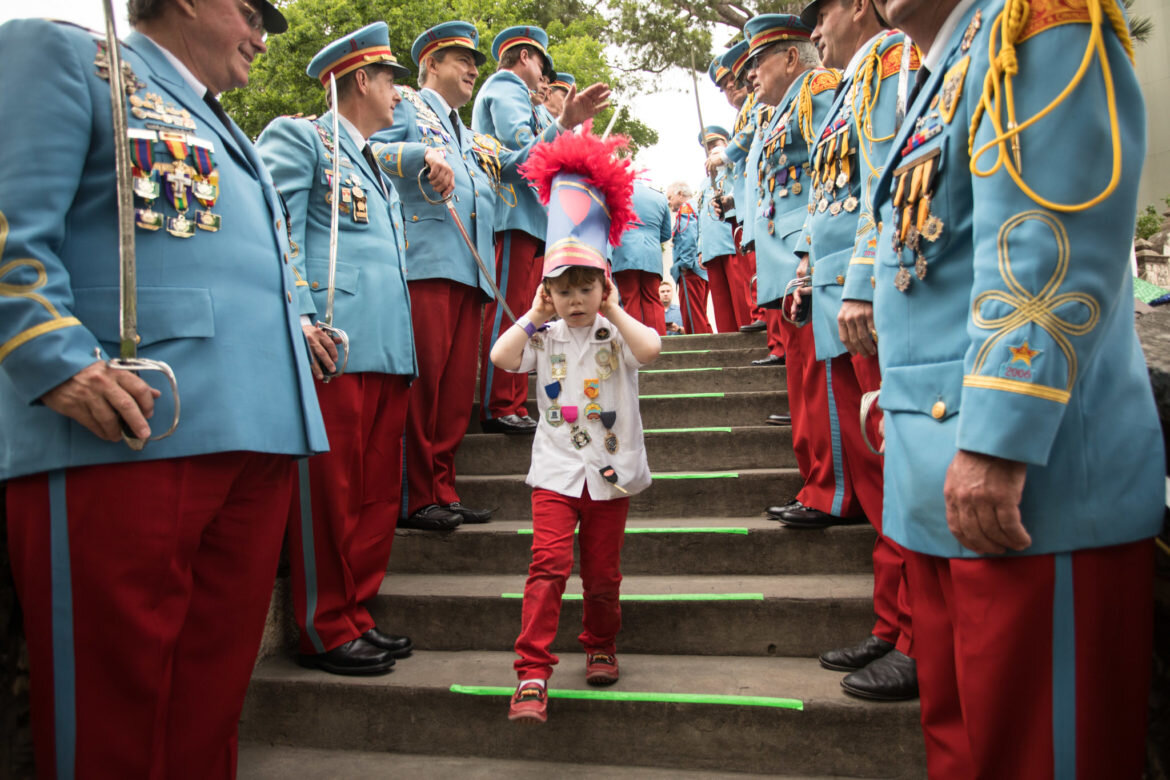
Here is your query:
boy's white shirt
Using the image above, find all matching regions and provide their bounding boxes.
[510,313,652,499]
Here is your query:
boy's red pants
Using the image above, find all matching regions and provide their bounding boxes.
[514,485,630,680]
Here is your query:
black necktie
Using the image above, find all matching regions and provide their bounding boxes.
[202,92,234,135]
[449,109,462,147]
[909,65,931,105]
[361,144,387,196]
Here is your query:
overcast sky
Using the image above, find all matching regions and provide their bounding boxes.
[0,4,732,193]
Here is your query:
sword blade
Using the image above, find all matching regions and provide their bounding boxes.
[895,36,914,133]
[445,201,517,323]
[326,74,341,327]
[102,0,137,359]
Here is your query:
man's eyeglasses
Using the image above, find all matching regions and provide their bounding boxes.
[236,0,267,40]
[746,43,783,73]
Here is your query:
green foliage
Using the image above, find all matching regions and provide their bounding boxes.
[1136,205,1160,241]
[1121,0,1154,44]
[221,0,656,151]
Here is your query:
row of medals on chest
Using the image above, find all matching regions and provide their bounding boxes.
[95,45,216,238]
[755,109,810,234]
[532,327,622,456]
[809,117,862,218]
[889,91,950,292]
[316,125,371,223]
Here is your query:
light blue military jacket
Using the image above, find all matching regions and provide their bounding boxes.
[257,111,416,377]
[740,102,774,252]
[722,93,759,227]
[670,204,705,282]
[696,169,736,265]
[536,103,555,130]
[801,31,917,361]
[0,21,328,481]
[471,70,549,239]
[612,181,672,275]
[372,86,560,299]
[871,0,1164,557]
[753,68,839,307]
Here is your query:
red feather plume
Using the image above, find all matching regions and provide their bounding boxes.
[519,122,637,247]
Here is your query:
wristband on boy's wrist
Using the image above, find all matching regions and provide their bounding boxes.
[517,316,537,337]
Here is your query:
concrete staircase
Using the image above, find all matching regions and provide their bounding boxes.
[238,330,927,778]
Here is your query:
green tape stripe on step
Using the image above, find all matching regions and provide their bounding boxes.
[653,472,739,479]
[500,593,764,601]
[516,527,749,536]
[659,349,712,355]
[639,392,725,400]
[640,367,724,374]
[449,685,803,710]
[643,426,733,434]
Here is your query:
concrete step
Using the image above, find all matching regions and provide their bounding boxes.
[661,330,769,350]
[369,573,876,657]
[456,425,795,476]
[528,363,788,396]
[241,652,925,778]
[237,745,821,779]
[469,390,788,433]
[390,517,876,576]
[654,347,772,370]
[455,467,802,519]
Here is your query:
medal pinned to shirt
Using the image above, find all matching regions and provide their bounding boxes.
[550,354,567,380]
[595,347,613,380]
[599,465,629,494]
[584,378,600,399]
[600,410,619,454]
[544,381,564,427]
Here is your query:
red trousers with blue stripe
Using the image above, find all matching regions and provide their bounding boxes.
[480,230,543,420]
[7,452,295,779]
[676,269,712,335]
[614,269,666,336]
[288,372,410,655]
[906,540,1153,779]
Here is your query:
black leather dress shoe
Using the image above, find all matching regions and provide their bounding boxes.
[752,354,785,366]
[841,650,918,701]
[399,504,462,531]
[297,638,395,676]
[766,499,803,518]
[739,320,767,332]
[776,506,867,529]
[766,414,791,426]
[362,628,413,658]
[446,502,492,524]
[819,634,894,672]
[480,414,537,434]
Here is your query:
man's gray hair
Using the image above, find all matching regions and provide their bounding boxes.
[667,181,692,200]
[793,40,820,67]
[127,0,165,24]
[417,48,450,89]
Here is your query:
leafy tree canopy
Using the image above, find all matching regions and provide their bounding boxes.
[222,0,657,152]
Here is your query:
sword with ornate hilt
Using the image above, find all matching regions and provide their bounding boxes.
[316,72,350,382]
[689,45,726,212]
[418,166,518,324]
[781,274,812,325]
[100,0,180,450]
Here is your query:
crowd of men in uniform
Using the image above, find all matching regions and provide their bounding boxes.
[0,0,1164,776]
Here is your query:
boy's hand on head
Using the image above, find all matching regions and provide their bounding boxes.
[529,283,556,324]
[600,277,621,318]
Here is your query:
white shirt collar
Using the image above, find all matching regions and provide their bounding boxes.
[844,31,886,81]
[422,87,454,118]
[141,33,209,98]
[336,112,367,149]
[924,0,980,73]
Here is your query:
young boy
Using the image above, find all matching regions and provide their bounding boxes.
[490,264,662,723]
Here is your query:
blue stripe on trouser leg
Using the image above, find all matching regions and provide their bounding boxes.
[824,361,846,517]
[482,231,513,420]
[1052,552,1076,779]
[297,459,325,653]
[48,470,76,780]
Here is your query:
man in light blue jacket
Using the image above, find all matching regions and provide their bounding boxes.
[257,21,419,677]
[0,5,326,776]
[612,179,672,334]
[872,0,1163,775]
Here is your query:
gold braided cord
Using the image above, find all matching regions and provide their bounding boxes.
[968,0,1134,213]
[734,91,758,135]
[796,70,817,146]
[853,37,903,178]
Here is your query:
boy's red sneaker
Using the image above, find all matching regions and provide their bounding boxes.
[508,681,548,723]
[585,652,620,686]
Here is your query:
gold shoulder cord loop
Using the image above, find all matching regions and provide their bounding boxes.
[968,0,1135,213]
[796,72,816,146]
[853,37,900,177]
